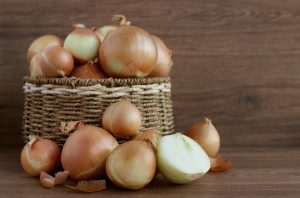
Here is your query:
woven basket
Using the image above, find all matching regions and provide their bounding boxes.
[22,76,174,146]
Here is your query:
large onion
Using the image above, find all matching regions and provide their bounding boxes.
[61,125,118,180]
[64,28,100,64]
[20,136,61,176]
[106,140,156,190]
[99,26,157,77]
[30,46,74,78]
[102,100,142,138]
[149,35,173,77]
[71,60,107,79]
[27,35,63,63]
[157,133,210,184]
[185,117,220,157]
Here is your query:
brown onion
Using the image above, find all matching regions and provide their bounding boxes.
[106,140,156,190]
[20,136,61,176]
[27,35,63,63]
[102,100,142,138]
[149,35,173,77]
[185,117,220,157]
[71,60,107,79]
[61,125,118,180]
[64,28,100,64]
[99,25,157,77]
[30,46,74,78]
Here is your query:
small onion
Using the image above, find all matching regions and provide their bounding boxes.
[27,35,63,63]
[64,28,100,64]
[61,125,118,180]
[106,140,156,190]
[71,60,107,79]
[157,133,210,184]
[95,25,117,42]
[30,46,74,78]
[99,26,157,77]
[102,100,142,138]
[185,117,220,157]
[20,136,61,176]
[149,35,173,77]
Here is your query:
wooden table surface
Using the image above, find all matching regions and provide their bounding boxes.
[1,0,300,197]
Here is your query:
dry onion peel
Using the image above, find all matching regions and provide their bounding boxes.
[66,180,106,193]
[157,133,210,184]
[60,121,84,135]
[210,155,232,172]
[40,171,69,188]
[132,128,161,150]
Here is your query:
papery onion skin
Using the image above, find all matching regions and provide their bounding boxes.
[30,46,74,78]
[99,26,157,78]
[106,140,156,190]
[149,35,173,77]
[185,117,220,157]
[20,137,61,176]
[27,35,63,63]
[64,28,100,64]
[71,61,107,79]
[61,125,118,180]
[132,128,161,150]
[95,25,117,42]
[157,133,210,184]
[102,100,142,138]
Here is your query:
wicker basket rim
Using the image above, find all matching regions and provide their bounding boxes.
[24,76,171,87]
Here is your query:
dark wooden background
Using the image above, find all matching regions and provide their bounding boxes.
[1,0,299,148]
[1,0,300,197]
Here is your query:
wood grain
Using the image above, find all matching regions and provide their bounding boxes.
[0,0,300,148]
[1,147,300,197]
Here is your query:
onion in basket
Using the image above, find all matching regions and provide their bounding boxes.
[71,60,107,79]
[30,46,74,78]
[27,34,63,63]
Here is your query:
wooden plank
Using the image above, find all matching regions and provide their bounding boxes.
[1,0,300,147]
[1,147,300,197]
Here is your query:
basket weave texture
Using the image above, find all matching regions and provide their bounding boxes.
[23,76,174,146]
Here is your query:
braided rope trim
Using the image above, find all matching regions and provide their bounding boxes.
[23,82,171,96]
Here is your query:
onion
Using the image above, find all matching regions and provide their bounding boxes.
[99,25,157,77]
[64,28,100,64]
[102,100,142,138]
[27,35,63,63]
[61,125,118,180]
[30,46,74,78]
[149,35,173,77]
[157,133,210,184]
[95,25,117,42]
[106,140,156,190]
[20,136,61,176]
[132,128,161,150]
[71,60,107,79]
[184,117,220,157]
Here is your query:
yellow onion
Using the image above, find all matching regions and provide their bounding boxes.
[106,140,156,190]
[102,100,142,138]
[27,34,63,63]
[149,35,173,77]
[185,117,220,157]
[157,133,210,184]
[95,25,117,42]
[61,125,118,180]
[30,46,74,78]
[132,128,161,150]
[99,25,157,77]
[64,28,100,64]
[20,136,61,176]
[71,60,107,79]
